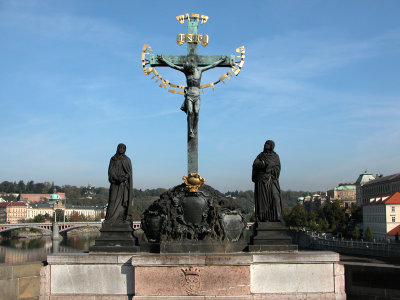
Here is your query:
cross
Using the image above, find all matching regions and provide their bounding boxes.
[145,14,240,179]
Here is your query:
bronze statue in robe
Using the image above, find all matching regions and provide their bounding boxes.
[105,143,133,224]
[252,140,283,222]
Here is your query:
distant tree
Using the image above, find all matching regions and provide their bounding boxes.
[32,183,45,194]
[364,226,373,240]
[3,194,17,202]
[0,181,14,193]
[285,204,307,228]
[26,181,35,193]
[69,211,83,222]
[53,209,64,222]
[33,213,52,223]
[17,180,26,193]
[323,201,348,233]
[352,226,361,240]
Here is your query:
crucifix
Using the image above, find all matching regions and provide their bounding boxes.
[141,14,245,191]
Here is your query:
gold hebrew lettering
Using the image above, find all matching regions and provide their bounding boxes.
[176,33,185,45]
[201,15,209,24]
[176,15,185,24]
[191,14,200,22]
[200,35,209,46]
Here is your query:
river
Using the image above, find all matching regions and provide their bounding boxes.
[0,233,99,264]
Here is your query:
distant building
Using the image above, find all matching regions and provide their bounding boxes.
[26,202,102,221]
[0,189,103,222]
[0,202,27,224]
[355,171,377,206]
[359,173,400,206]
[327,182,357,211]
[363,192,400,240]
[85,183,96,199]
[19,192,66,203]
[26,203,54,220]
[297,194,327,210]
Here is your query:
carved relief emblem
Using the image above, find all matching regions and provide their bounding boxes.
[180,266,201,295]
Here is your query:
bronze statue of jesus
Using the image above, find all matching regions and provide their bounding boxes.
[158,55,226,138]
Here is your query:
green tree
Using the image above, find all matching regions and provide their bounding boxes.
[53,209,64,222]
[33,213,52,223]
[352,226,360,240]
[285,204,307,228]
[17,180,26,193]
[26,181,34,193]
[323,201,347,233]
[364,226,373,240]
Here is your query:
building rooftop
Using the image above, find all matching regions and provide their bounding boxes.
[19,193,66,203]
[336,185,356,191]
[0,202,27,207]
[386,225,400,236]
[363,173,400,186]
[365,192,400,205]
[28,203,103,210]
[355,171,376,185]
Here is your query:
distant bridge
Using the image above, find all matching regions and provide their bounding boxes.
[0,221,248,235]
[0,221,141,234]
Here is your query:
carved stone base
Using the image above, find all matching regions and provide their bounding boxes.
[249,221,298,252]
[140,240,247,254]
[141,184,247,251]
[43,251,345,298]
[90,222,140,252]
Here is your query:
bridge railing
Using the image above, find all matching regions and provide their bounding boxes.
[297,230,400,258]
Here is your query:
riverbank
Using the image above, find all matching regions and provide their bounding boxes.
[0,228,50,240]
[66,226,100,237]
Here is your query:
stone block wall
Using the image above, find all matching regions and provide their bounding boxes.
[0,262,43,300]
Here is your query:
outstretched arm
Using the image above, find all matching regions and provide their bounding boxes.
[199,56,227,72]
[158,55,184,72]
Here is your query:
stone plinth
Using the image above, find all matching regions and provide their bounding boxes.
[249,221,298,252]
[90,222,140,253]
[42,251,345,299]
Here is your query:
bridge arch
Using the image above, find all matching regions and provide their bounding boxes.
[0,225,52,234]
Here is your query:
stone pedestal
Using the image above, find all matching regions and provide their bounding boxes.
[41,251,345,299]
[90,222,140,252]
[249,221,298,252]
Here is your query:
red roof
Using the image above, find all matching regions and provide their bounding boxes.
[384,192,400,204]
[0,202,27,207]
[365,192,400,205]
[386,225,400,236]
[19,193,66,203]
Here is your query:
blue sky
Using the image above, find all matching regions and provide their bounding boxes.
[1,1,399,192]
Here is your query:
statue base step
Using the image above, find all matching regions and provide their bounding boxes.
[249,221,298,252]
[140,240,247,254]
[90,222,140,253]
